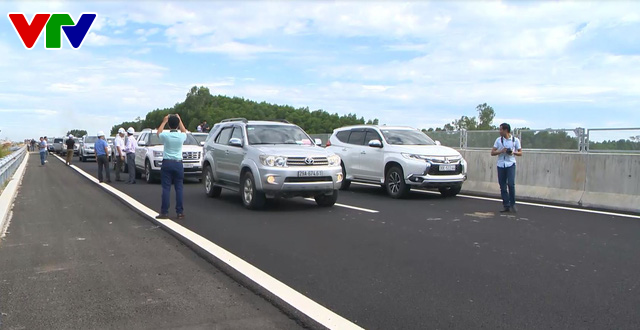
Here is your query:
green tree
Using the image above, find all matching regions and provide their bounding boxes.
[476,103,496,130]
[66,129,87,137]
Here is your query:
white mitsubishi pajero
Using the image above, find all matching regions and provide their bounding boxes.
[327,125,468,198]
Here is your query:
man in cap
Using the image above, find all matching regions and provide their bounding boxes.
[95,131,111,183]
[114,127,126,181]
[156,114,187,220]
[123,127,138,184]
[65,134,75,165]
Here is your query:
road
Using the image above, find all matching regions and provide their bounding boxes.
[11,153,640,329]
[0,154,302,330]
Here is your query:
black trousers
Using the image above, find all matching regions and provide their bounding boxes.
[97,155,111,182]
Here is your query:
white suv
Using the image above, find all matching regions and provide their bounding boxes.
[327,125,467,198]
[134,129,204,183]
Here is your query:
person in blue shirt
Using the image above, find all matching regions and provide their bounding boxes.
[156,114,187,220]
[95,131,111,183]
[491,123,523,213]
[38,137,47,166]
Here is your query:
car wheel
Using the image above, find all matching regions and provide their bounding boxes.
[204,166,222,198]
[385,166,411,199]
[439,185,462,197]
[339,163,351,191]
[145,160,156,183]
[315,190,339,207]
[241,171,266,210]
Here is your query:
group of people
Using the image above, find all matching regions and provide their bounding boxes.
[93,128,138,184]
[196,120,210,133]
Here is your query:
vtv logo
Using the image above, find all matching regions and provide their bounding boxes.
[7,13,97,49]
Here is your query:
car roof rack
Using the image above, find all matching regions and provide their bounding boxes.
[221,118,248,123]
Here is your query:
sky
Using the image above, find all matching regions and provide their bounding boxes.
[1,0,640,142]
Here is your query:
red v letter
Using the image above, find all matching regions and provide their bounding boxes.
[8,13,51,49]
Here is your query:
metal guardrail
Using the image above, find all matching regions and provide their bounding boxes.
[421,127,640,153]
[0,146,27,189]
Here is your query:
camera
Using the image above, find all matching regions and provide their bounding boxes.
[506,148,513,155]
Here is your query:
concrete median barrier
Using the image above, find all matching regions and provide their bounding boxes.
[459,149,640,214]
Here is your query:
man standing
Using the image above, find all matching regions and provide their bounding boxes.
[65,135,75,165]
[38,137,47,166]
[202,120,209,133]
[95,131,111,183]
[156,114,187,220]
[114,128,126,181]
[124,127,138,184]
[43,136,49,163]
[491,123,523,213]
[196,122,203,132]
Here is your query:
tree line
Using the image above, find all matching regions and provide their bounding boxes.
[109,86,379,136]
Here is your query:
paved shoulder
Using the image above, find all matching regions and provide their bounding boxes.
[0,154,302,329]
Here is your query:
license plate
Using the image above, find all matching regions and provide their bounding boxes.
[298,170,323,177]
[183,163,195,168]
[439,165,456,172]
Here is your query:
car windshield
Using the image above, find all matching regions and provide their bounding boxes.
[192,134,208,144]
[148,133,198,146]
[247,125,313,145]
[54,139,63,143]
[84,136,98,143]
[381,129,436,145]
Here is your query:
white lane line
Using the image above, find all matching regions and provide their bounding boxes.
[352,182,640,219]
[54,154,363,330]
[304,198,379,213]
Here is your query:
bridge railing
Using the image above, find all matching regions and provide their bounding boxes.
[0,146,27,190]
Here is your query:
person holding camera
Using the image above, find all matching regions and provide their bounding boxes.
[491,123,523,213]
[156,114,187,220]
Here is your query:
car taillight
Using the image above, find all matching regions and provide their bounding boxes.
[326,140,331,147]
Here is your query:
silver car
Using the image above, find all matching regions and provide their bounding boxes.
[202,118,343,210]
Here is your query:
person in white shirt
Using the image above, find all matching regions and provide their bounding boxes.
[196,123,203,132]
[114,128,126,181]
[123,127,138,184]
[491,123,523,213]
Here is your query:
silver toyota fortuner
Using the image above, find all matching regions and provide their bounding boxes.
[202,118,343,210]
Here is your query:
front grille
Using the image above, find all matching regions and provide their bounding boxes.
[285,176,333,183]
[182,151,201,160]
[286,157,328,166]
[427,164,463,175]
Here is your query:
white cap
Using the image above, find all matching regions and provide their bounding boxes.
[97,131,105,137]
[68,134,74,138]
[127,127,135,134]
[118,128,126,134]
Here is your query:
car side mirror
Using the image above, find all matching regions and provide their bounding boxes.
[200,141,205,146]
[435,140,441,146]
[229,138,243,147]
[368,139,383,148]
[315,138,322,146]
[138,141,146,146]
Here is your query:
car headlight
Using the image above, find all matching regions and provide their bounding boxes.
[401,153,426,160]
[327,155,341,166]
[260,155,287,167]
[153,151,163,158]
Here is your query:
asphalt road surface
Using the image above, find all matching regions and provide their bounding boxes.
[0,154,302,330]
[41,155,640,329]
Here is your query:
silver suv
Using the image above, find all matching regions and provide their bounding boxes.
[202,118,343,210]
[327,125,467,198]
[78,135,112,162]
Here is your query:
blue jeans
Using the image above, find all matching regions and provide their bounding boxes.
[161,160,184,215]
[497,164,516,208]
[39,150,46,165]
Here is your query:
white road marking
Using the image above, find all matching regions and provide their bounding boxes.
[304,198,379,213]
[54,154,363,330]
[352,182,640,219]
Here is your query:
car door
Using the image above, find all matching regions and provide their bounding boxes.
[346,129,367,179]
[359,129,385,180]
[213,127,234,182]
[226,126,246,184]
[135,133,148,169]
